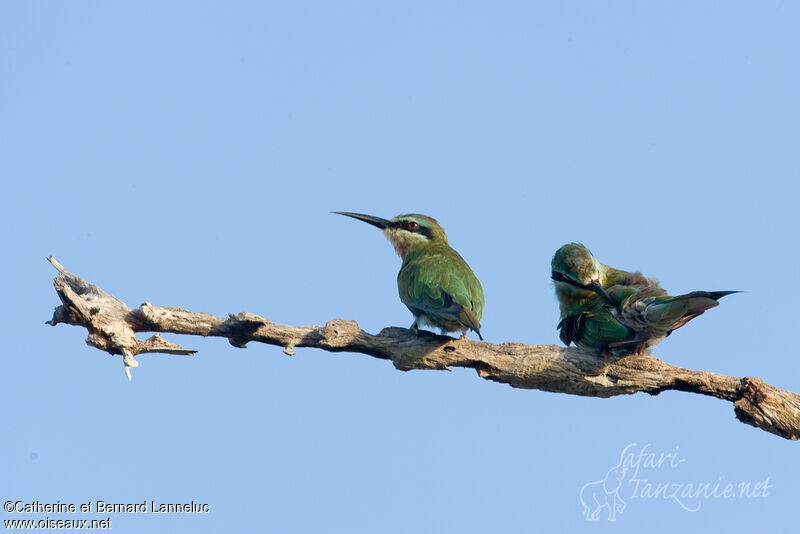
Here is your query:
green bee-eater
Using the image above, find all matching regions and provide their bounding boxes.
[334,212,484,340]
[551,242,737,354]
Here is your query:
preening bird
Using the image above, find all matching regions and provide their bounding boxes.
[334,212,484,340]
[551,242,738,354]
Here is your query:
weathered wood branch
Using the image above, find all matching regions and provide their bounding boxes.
[45,257,800,441]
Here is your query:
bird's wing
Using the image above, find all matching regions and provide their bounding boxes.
[558,306,634,349]
[619,290,693,332]
[398,248,483,332]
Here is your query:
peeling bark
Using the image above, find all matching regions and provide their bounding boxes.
[45,257,800,441]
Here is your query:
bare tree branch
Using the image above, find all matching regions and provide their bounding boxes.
[45,257,800,441]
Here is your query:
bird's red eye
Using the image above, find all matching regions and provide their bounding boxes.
[407,221,419,231]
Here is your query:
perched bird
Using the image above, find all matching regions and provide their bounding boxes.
[551,242,737,354]
[334,212,484,340]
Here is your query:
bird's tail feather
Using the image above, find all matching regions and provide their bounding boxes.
[460,306,483,340]
[665,290,740,333]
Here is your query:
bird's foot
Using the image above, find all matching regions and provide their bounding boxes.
[458,331,468,341]
[409,322,420,336]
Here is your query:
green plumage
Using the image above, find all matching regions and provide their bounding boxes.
[398,242,484,338]
[335,212,484,340]
[552,243,737,354]
[557,299,634,350]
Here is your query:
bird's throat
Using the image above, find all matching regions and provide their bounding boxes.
[384,229,428,260]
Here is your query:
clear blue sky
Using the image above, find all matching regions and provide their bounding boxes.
[2,1,798,531]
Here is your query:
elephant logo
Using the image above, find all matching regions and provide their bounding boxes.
[579,454,629,521]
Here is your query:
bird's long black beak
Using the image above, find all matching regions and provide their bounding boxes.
[587,280,615,307]
[553,271,617,307]
[333,212,392,230]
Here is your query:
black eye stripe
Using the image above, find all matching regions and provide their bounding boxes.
[392,220,433,238]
